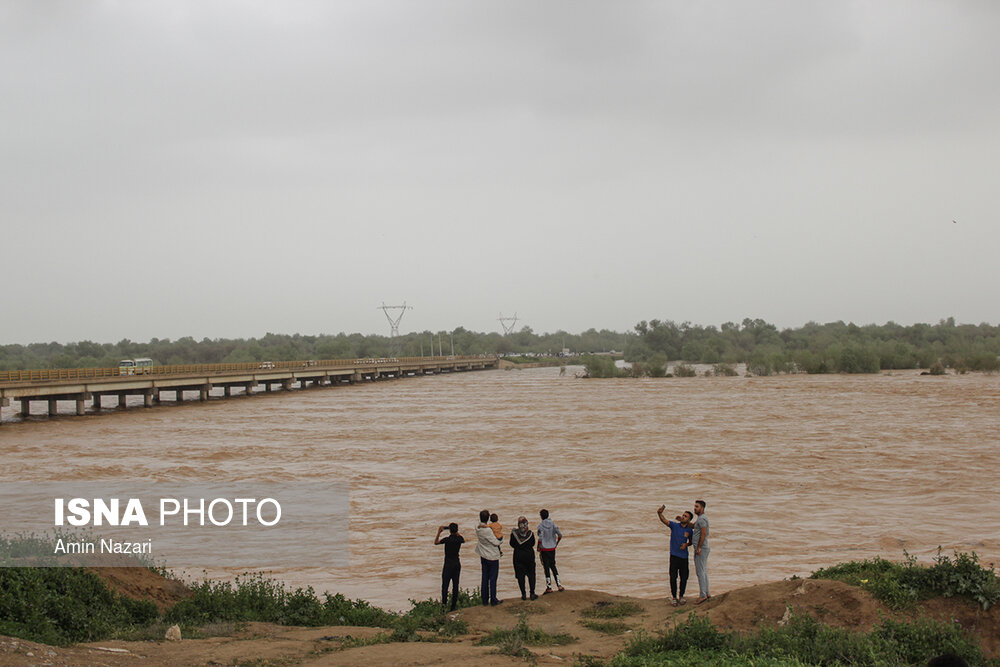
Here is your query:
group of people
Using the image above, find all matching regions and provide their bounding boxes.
[657,499,711,605]
[433,500,710,611]
[433,508,565,610]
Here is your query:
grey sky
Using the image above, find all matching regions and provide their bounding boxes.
[3,1,997,344]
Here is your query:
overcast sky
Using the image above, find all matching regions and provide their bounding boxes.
[2,1,998,344]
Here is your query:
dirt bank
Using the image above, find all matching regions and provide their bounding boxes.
[2,571,997,665]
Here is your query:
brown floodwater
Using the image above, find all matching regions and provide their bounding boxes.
[2,367,998,609]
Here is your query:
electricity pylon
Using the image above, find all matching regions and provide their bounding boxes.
[498,312,518,336]
[379,302,412,355]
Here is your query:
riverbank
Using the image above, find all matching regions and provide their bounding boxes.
[1,558,997,665]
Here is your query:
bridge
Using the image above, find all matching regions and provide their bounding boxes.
[0,355,498,424]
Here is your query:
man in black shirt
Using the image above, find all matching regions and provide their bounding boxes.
[434,522,464,611]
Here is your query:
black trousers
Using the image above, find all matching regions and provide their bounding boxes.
[540,549,559,583]
[441,561,461,610]
[513,559,536,598]
[669,554,689,598]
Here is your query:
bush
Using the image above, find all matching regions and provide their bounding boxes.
[672,363,697,377]
[581,354,624,378]
[811,551,1000,610]
[645,354,668,378]
[710,363,738,377]
[0,568,158,645]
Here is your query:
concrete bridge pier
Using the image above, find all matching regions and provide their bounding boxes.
[118,394,127,408]
[48,399,57,416]
[200,385,210,401]
[144,390,154,408]
[224,386,231,397]
[245,382,255,396]
[76,397,86,415]
[20,399,30,416]
[176,389,184,402]
[93,394,101,411]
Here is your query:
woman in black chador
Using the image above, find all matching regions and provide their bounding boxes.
[510,516,539,601]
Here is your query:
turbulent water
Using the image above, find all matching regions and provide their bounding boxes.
[2,367,998,609]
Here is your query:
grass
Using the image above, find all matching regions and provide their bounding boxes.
[581,600,643,619]
[812,550,1000,610]
[0,564,479,647]
[581,619,632,635]
[478,614,576,649]
[609,612,992,666]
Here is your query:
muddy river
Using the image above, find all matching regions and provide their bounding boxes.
[2,366,997,609]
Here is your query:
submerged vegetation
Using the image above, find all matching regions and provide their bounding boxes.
[2,318,998,375]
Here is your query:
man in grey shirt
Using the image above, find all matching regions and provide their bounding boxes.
[692,499,711,603]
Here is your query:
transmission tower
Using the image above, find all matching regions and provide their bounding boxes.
[379,302,412,354]
[498,312,519,335]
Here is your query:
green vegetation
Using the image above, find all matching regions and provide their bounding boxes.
[0,328,624,370]
[671,363,697,378]
[582,354,626,378]
[812,550,1000,610]
[709,363,739,377]
[478,614,576,651]
[581,600,643,619]
[627,317,1000,374]
[607,613,990,666]
[4,318,997,376]
[0,567,476,647]
[0,568,158,645]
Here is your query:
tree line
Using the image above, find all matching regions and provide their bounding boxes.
[1,318,997,374]
[624,317,1000,375]
[0,327,624,370]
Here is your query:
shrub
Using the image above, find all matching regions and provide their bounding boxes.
[581,355,624,378]
[811,551,1000,610]
[645,354,668,378]
[710,363,738,377]
[0,568,158,645]
[672,363,697,377]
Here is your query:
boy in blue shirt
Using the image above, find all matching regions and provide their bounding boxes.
[657,505,693,605]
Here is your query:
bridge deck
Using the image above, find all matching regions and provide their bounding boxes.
[0,355,498,422]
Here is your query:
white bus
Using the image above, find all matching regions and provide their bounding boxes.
[119,358,154,376]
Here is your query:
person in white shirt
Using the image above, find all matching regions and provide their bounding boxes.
[475,508,503,606]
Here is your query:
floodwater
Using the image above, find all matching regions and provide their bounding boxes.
[2,367,998,609]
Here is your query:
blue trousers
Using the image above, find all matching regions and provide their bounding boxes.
[480,557,499,604]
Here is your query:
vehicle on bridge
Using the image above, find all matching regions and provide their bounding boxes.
[119,358,153,376]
